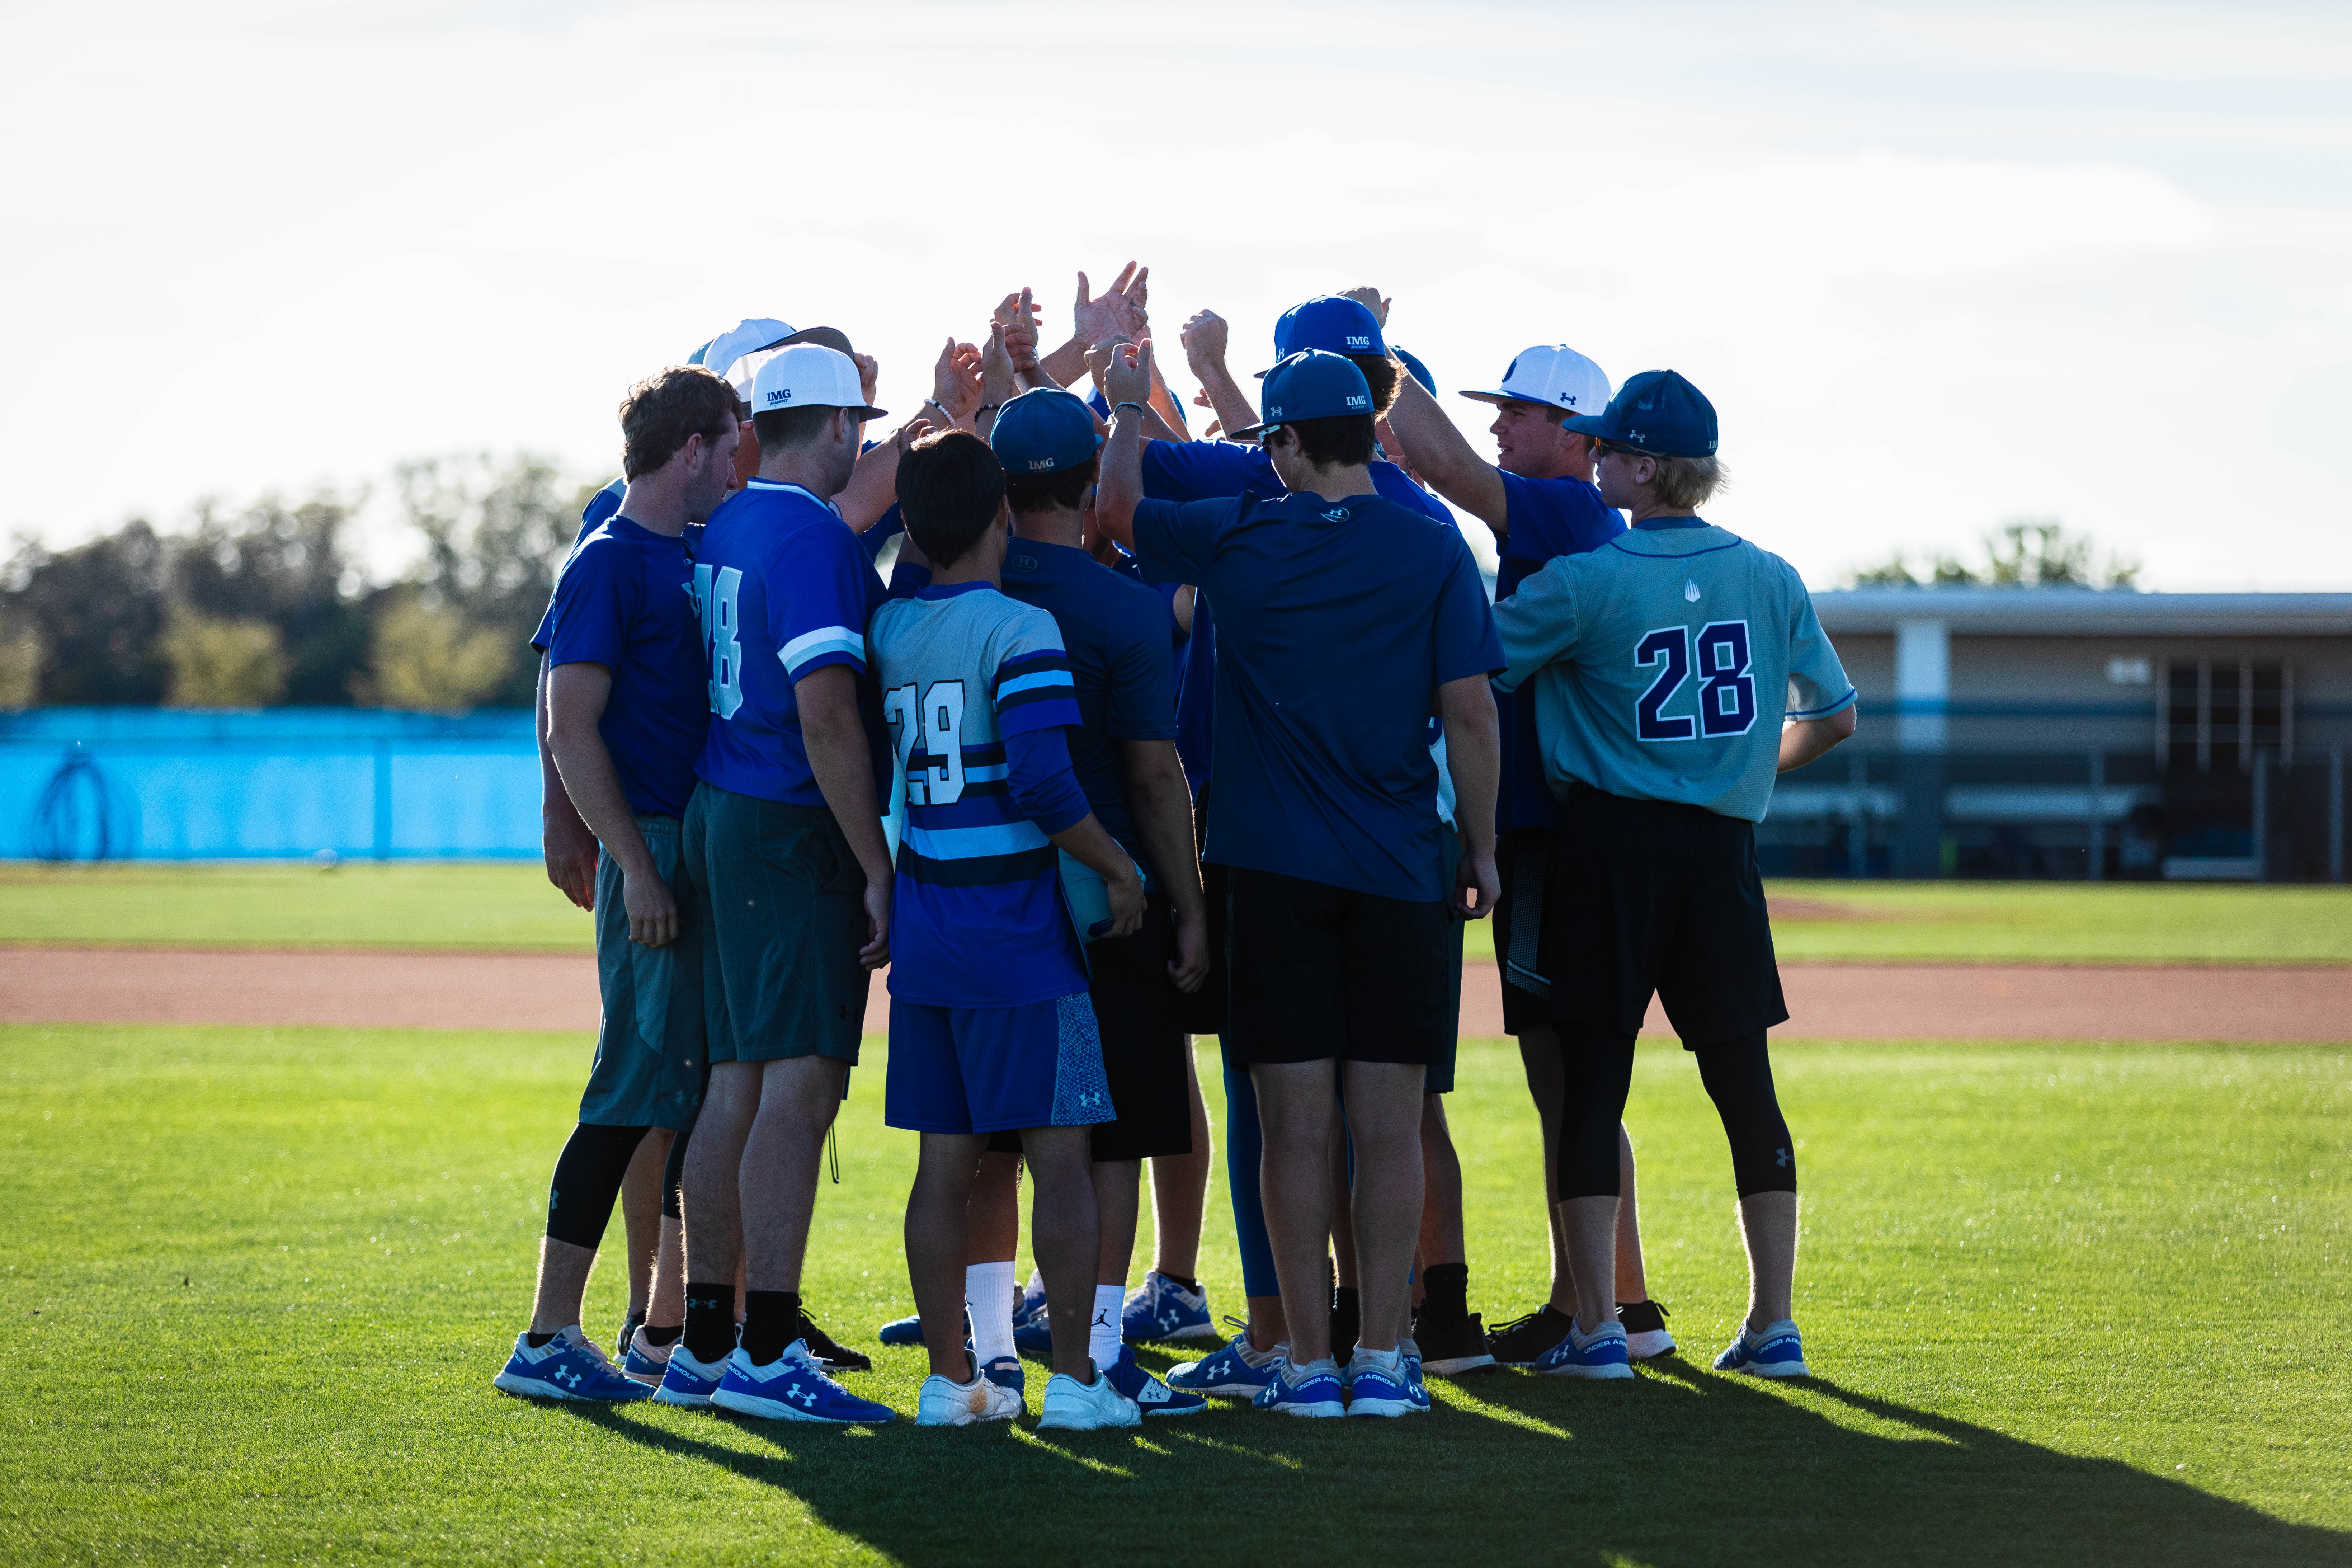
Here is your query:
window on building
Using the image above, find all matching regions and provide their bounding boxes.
[2160,657,2292,772]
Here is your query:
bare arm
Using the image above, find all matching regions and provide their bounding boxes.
[1386,369,1508,532]
[1438,673,1501,919]
[796,664,895,969]
[1778,705,1858,772]
[1095,342,1154,551]
[1122,738,1208,992]
[536,655,599,910]
[1180,311,1258,441]
[545,661,674,945]
[1047,811,1146,940]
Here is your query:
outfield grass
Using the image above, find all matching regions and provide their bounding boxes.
[2,1024,2344,1566]
[6,860,2350,965]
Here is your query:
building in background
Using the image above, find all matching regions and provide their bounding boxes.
[1771,590,2352,880]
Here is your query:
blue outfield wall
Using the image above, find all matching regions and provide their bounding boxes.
[0,708,542,860]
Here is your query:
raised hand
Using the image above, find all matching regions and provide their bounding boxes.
[929,337,982,424]
[1340,286,1391,325]
[1104,336,1154,411]
[1180,309,1229,375]
[978,321,1018,408]
[1073,262,1142,348]
[851,351,881,412]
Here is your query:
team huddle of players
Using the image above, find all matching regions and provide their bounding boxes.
[491,271,1859,1428]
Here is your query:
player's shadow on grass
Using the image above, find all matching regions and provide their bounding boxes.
[562,1357,2346,1568]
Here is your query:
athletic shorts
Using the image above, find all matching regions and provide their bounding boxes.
[683,781,870,1067]
[886,992,1116,1136]
[1223,867,1454,1069]
[1543,786,1789,1049]
[580,814,707,1130]
[1490,825,1556,1036]
[1428,829,1465,1096]
[1175,785,1228,1036]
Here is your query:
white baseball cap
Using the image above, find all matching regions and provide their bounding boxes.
[749,343,886,421]
[1459,345,1612,415]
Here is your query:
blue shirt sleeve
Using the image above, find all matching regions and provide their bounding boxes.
[1139,440,1279,504]
[534,536,627,665]
[991,606,1082,736]
[575,478,624,544]
[1496,470,1623,560]
[1103,590,1178,741]
[860,504,905,564]
[886,560,931,601]
[773,524,875,683]
[1004,725,1091,834]
[1133,496,1234,588]
[1433,531,1505,683]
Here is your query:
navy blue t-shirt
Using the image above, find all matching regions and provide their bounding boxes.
[530,516,711,819]
[579,477,624,538]
[1132,491,1503,902]
[1139,440,1453,795]
[1493,471,1626,833]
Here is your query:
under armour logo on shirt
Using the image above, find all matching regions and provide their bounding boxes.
[1776,1148,1792,1167]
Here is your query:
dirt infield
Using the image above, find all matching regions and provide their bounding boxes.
[3,948,2344,1041]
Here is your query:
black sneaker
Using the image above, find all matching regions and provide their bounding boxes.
[1411,1306,1496,1377]
[1485,1304,1574,1367]
[613,1310,645,1365]
[791,1306,872,1373]
[1616,1299,1676,1361]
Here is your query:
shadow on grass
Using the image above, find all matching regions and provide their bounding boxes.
[560,1352,2346,1568]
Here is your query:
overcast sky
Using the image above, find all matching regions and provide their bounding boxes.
[4,0,2346,589]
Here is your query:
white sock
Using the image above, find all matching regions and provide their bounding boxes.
[1089,1283,1125,1372]
[966,1261,1016,1363]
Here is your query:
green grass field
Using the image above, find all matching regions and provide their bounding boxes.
[3,1023,2346,1566]
[5,861,2350,964]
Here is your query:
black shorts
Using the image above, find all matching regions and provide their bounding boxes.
[1491,825,1556,1037]
[1224,867,1453,1068]
[987,894,1193,1163]
[1542,787,1788,1049]
[1174,786,1227,1036]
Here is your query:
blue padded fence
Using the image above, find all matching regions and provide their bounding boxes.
[0,708,541,860]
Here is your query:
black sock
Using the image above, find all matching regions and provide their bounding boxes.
[1162,1272,1202,1294]
[1331,1285,1361,1360]
[1421,1261,1469,1320]
[525,1331,558,1349]
[740,1289,802,1366]
[640,1324,681,1348]
[683,1282,736,1365]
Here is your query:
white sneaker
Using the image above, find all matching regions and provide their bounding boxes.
[1037,1370,1141,1431]
[918,1366,1023,1426]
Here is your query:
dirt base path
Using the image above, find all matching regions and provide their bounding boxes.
[3,948,2344,1042]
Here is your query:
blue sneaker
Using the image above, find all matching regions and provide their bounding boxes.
[1398,1337,1432,1412]
[1120,1271,1218,1345]
[1535,1320,1635,1381]
[876,1311,925,1347]
[1167,1321,1285,1399]
[1714,1319,1809,1379]
[1253,1359,1346,1418]
[1344,1349,1415,1418]
[621,1335,671,1385]
[493,1327,652,1402]
[652,1343,730,1408]
[982,1354,1026,1409]
[1010,1279,1054,1358]
[1102,1343,1206,1417]
[710,1339,895,1425]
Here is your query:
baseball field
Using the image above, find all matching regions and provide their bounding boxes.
[2,866,2348,1566]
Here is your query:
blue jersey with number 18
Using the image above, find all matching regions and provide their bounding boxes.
[1492,518,1855,823]
[691,479,887,807]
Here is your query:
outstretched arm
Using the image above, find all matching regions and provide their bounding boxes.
[1094,340,1155,551]
[1386,365,1509,533]
[1180,311,1257,441]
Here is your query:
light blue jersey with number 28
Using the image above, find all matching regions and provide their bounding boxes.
[1492,518,1854,823]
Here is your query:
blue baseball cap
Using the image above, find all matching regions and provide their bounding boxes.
[1258,296,1387,376]
[1231,350,1376,442]
[1394,347,1436,396]
[989,387,1102,475]
[1561,369,1719,457]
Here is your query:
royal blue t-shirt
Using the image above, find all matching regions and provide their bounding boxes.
[1138,440,1453,795]
[692,479,887,807]
[1132,491,1503,902]
[531,516,710,820]
[579,477,624,538]
[1493,471,1626,833]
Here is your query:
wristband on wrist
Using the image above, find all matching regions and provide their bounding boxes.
[976,402,1003,414]
[923,397,953,419]
[1113,400,1148,417]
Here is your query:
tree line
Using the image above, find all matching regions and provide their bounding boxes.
[0,456,598,710]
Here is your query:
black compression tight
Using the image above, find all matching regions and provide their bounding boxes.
[544,1122,650,1249]
[660,1103,697,1221]
[1555,1028,1796,1200]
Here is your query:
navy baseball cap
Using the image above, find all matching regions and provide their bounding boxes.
[1258,296,1387,376]
[1561,369,1719,457]
[1231,350,1376,442]
[989,387,1102,475]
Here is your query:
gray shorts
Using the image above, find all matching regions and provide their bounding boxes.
[683,781,871,1066]
[581,815,708,1130]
